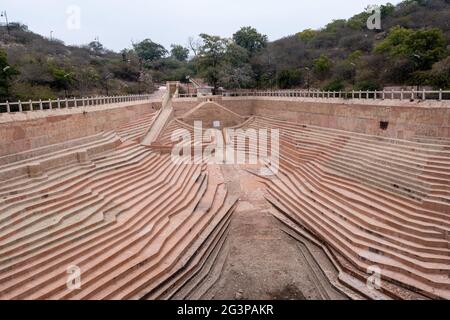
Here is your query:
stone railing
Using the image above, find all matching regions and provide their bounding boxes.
[223,89,450,101]
[176,89,450,101]
[0,94,154,113]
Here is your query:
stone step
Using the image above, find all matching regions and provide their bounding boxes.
[0,160,198,298]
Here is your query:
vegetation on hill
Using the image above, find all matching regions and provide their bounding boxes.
[0,0,449,102]
[250,0,450,91]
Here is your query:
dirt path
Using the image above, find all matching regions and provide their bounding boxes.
[204,164,345,300]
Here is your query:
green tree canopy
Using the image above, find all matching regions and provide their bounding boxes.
[313,54,332,80]
[375,27,447,70]
[133,39,168,62]
[196,34,228,91]
[170,45,190,61]
[49,66,76,94]
[297,29,317,41]
[232,27,268,55]
[277,69,303,89]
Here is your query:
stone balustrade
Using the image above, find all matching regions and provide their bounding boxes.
[0,94,154,113]
[176,89,450,101]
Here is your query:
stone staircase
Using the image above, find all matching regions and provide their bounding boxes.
[0,114,237,300]
[234,116,450,299]
[141,90,175,146]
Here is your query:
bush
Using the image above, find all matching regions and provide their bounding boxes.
[353,80,381,91]
[323,80,344,91]
[276,69,303,89]
[313,55,332,80]
[375,26,447,70]
[10,83,56,100]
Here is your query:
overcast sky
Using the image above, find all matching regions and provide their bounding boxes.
[2,0,403,52]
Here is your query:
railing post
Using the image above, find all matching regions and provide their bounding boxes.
[19,100,23,112]
[57,98,61,109]
[39,99,43,110]
[6,101,10,113]
[382,90,385,100]
[400,89,404,100]
[411,90,414,100]
[352,90,354,99]
[65,98,68,108]
[29,100,32,111]
[422,89,426,101]
[48,99,52,109]
[439,89,442,101]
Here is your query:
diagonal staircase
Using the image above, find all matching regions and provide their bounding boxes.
[141,89,174,146]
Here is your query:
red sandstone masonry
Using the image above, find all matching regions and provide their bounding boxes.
[0,102,158,157]
[171,97,450,140]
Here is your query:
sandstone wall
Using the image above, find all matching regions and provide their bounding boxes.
[232,97,449,140]
[179,102,245,128]
[1,97,448,158]
[0,102,156,157]
[172,98,254,118]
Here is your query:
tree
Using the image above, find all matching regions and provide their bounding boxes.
[412,56,450,89]
[0,49,18,101]
[133,39,168,62]
[429,57,450,89]
[297,29,317,42]
[87,41,106,56]
[218,43,254,89]
[313,54,332,80]
[196,34,228,92]
[233,27,268,55]
[187,36,202,57]
[323,79,344,91]
[276,69,303,89]
[50,67,75,96]
[219,64,255,89]
[170,44,190,61]
[375,27,447,70]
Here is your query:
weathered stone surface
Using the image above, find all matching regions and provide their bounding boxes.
[0,102,157,157]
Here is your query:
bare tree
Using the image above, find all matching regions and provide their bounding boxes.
[187,36,202,57]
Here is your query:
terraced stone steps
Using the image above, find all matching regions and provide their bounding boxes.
[0,112,239,300]
[234,116,450,299]
[142,198,234,300]
[250,118,450,202]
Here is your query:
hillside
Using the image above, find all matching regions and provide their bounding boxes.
[251,0,450,90]
[0,23,156,101]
